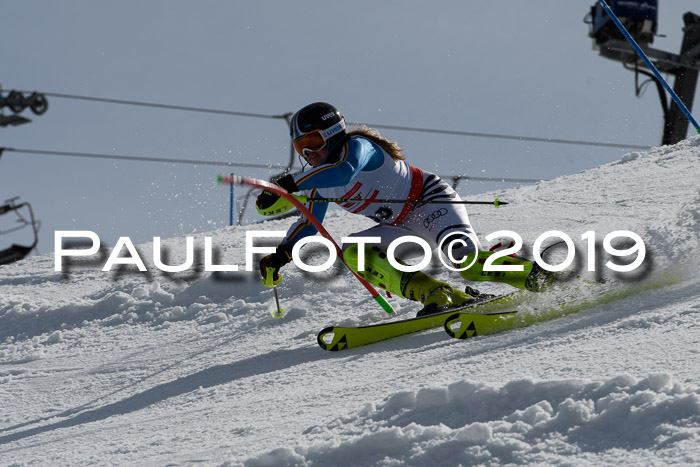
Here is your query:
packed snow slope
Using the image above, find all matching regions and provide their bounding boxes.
[1,137,699,466]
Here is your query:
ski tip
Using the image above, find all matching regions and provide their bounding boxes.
[444,314,480,340]
[317,327,348,351]
[443,313,463,339]
[317,326,334,350]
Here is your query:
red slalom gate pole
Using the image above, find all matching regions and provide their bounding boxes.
[218,174,395,315]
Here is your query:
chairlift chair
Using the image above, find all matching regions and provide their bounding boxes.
[0,197,39,265]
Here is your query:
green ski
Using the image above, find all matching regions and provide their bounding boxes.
[317,292,523,351]
[444,272,684,340]
[317,270,684,351]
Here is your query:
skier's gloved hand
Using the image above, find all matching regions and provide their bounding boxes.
[260,244,293,288]
[276,174,299,193]
[255,190,296,217]
[256,190,280,210]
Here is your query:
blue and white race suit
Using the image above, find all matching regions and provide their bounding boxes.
[282,135,481,261]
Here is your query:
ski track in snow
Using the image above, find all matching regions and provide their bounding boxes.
[0,137,699,466]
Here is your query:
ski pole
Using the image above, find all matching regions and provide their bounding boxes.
[292,195,507,208]
[598,0,700,135]
[272,287,285,319]
[261,263,286,318]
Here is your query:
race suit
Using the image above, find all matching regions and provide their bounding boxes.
[281,135,481,261]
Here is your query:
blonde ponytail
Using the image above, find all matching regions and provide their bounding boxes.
[346,126,406,161]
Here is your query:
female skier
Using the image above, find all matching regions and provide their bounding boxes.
[256,102,547,315]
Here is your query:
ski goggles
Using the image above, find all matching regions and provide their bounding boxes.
[292,119,346,156]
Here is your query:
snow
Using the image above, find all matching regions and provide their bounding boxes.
[1,137,699,466]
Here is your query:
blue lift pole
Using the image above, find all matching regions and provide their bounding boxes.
[229,172,234,226]
[598,0,700,135]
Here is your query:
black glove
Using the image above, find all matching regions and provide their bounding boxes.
[256,190,280,210]
[259,244,293,287]
[276,174,299,193]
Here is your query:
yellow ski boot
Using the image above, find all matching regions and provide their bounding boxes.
[403,271,475,317]
[343,244,475,316]
[459,251,554,292]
